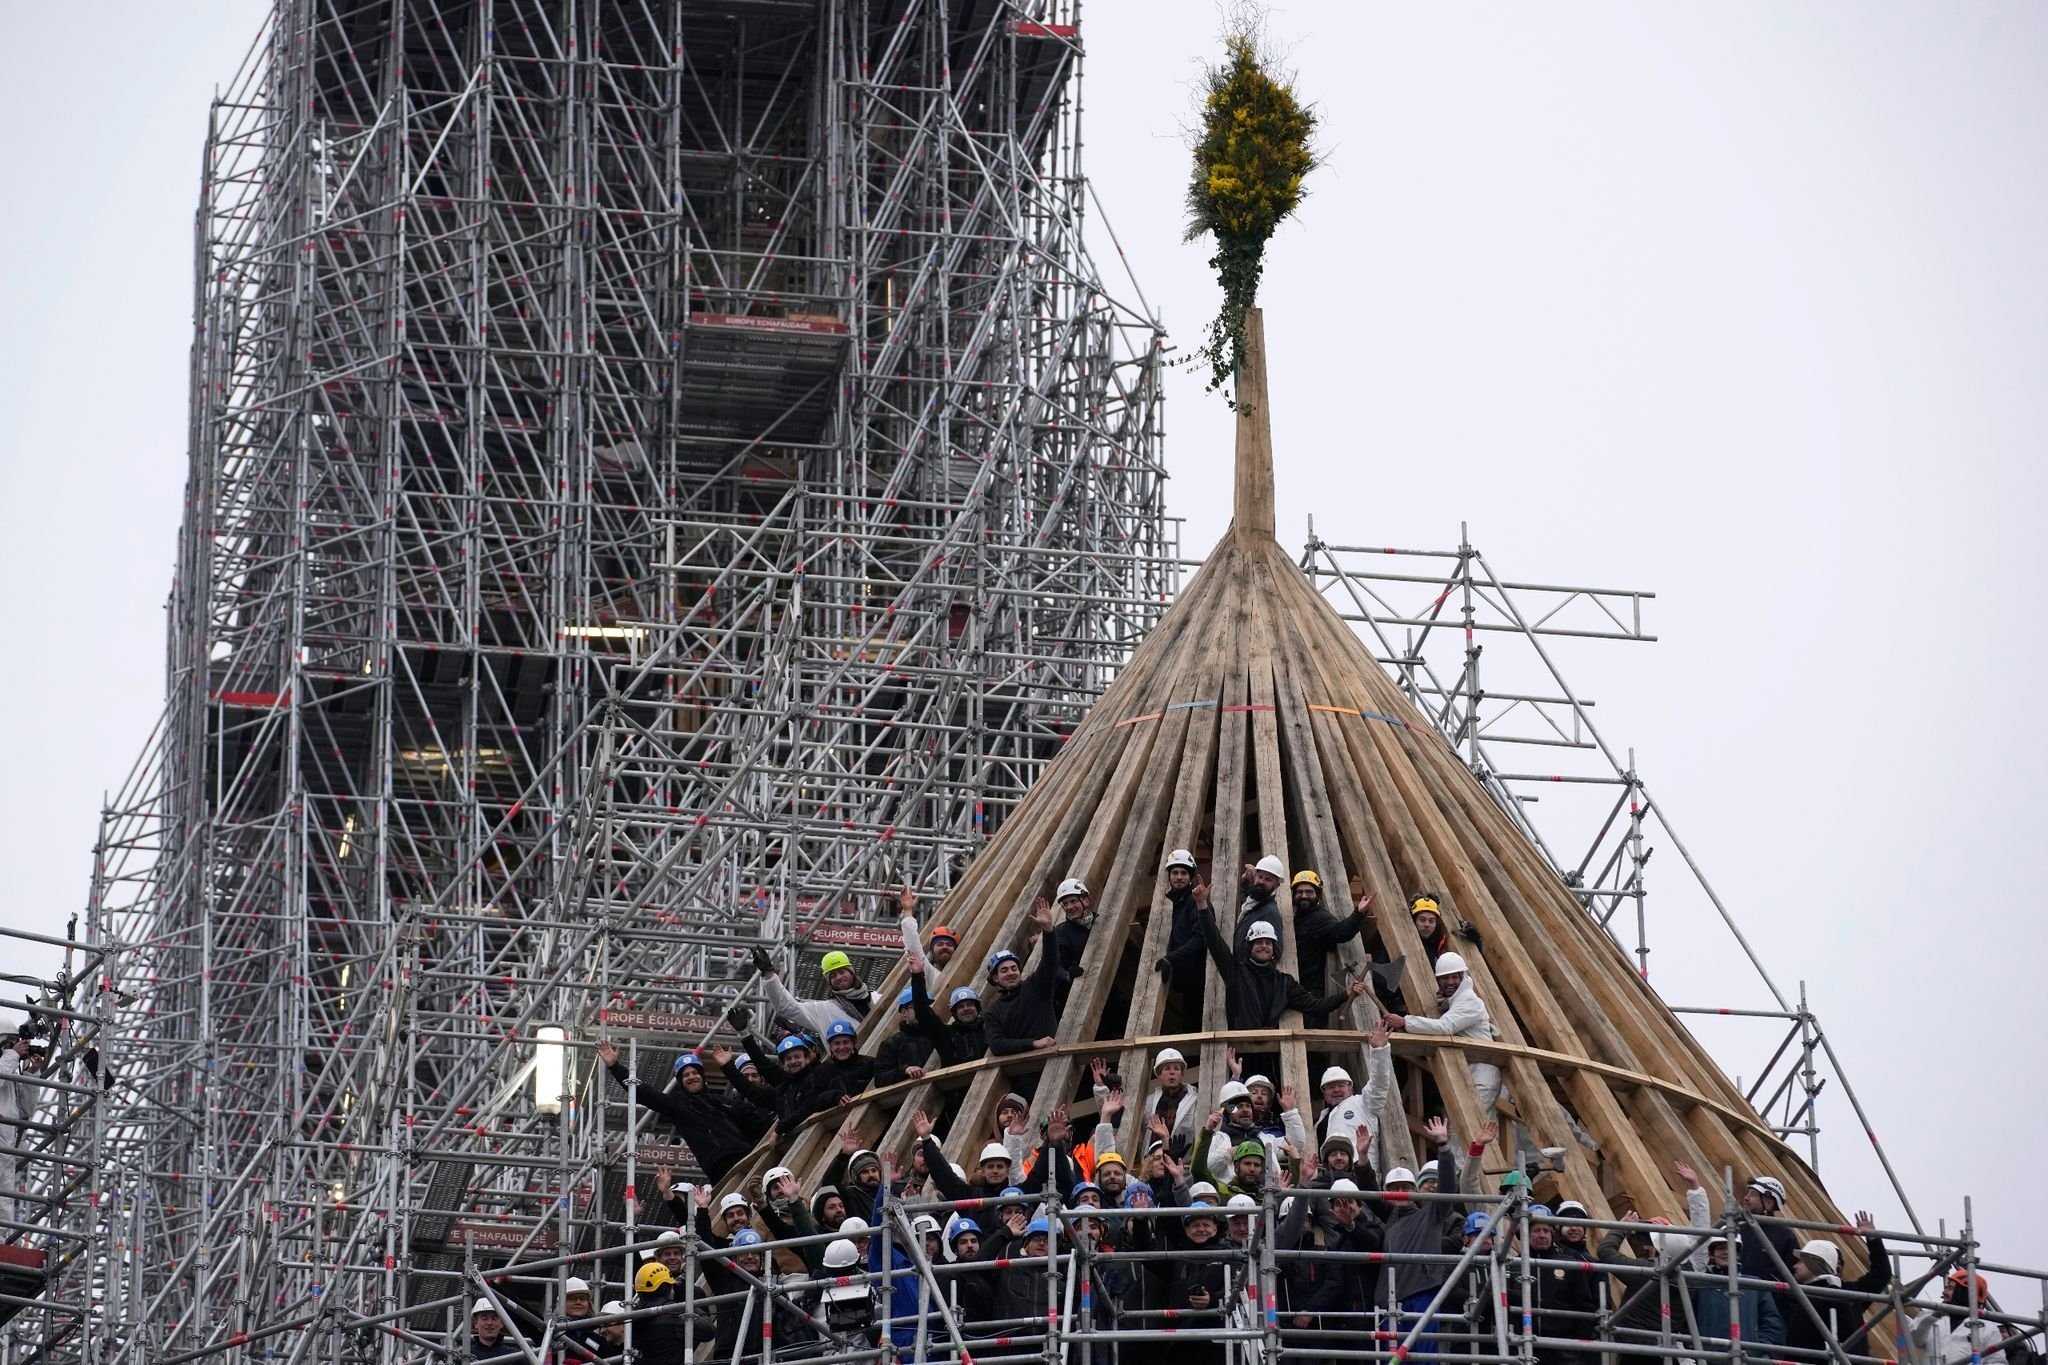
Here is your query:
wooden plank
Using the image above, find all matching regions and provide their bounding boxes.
[1231,309,1277,539]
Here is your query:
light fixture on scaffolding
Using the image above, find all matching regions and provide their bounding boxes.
[534,1026,568,1115]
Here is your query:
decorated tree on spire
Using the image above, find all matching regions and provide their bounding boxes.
[1185,23,1318,405]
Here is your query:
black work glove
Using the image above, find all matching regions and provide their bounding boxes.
[749,945,777,976]
[1155,958,1171,976]
[725,1003,753,1031]
[1455,923,1485,950]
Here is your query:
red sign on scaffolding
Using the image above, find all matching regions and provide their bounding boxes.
[600,1009,732,1035]
[449,1220,560,1253]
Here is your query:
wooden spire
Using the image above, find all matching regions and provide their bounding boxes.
[1231,307,1277,539]
[729,306,1862,1277]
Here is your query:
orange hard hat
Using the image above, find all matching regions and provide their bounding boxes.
[929,925,957,944]
[1947,1268,1991,1300]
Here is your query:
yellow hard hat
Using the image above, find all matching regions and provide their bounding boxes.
[635,1261,676,1295]
[1290,870,1322,889]
[819,950,853,975]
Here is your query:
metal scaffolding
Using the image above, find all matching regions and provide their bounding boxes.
[17,2,1173,1360]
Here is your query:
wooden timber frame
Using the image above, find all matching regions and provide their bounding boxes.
[715,307,1865,1279]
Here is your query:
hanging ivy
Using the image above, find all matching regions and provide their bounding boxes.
[1184,29,1318,407]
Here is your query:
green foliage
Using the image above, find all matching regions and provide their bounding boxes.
[1185,32,1318,404]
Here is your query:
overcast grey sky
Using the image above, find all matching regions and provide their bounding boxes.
[2,3,2040,1272]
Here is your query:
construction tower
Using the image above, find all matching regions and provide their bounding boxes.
[44,4,1171,1361]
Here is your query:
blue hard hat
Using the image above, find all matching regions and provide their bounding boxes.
[1528,1204,1553,1219]
[733,1053,753,1071]
[949,1218,981,1242]
[673,1051,704,1073]
[776,1035,812,1057]
[825,1019,857,1041]
[949,986,980,1009]
[1024,1218,1050,1237]
[986,949,1020,978]
[730,1229,764,1248]
[896,987,916,1008]
[1463,1212,1491,1237]
[1069,1181,1102,1201]
[996,1186,1026,1205]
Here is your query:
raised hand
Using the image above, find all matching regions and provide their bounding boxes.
[1194,879,1212,911]
[1226,1046,1242,1079]
[907,952,925,976]
[1104,1087,1126,1121]
[1673,1161,1700,1189]
[710,1044,734,1068]
[1006,1105,1033,1135]
[1367,1018,1391,1048]
[1424,1115,1449,1145]
[1355,893,1375,917]
[1477,1119,1499,1147]
[1029,896,1054,932]
[1353,1122,1373,1152]
[897,884,918,914]
[1047,1106,1072,1144]
[654,1166,674,1197]
[596,1040,620,1067]
[1621,1211,1641,1224]
[912,1109,936,1139]
[1090,1057,1109,1085]
[1148,1113,1171,1141]
[838,1118,861,1153]
[1204,1108,1224,1133]
[749,944,778,976]
[692,1183,713,1210]
[1301,1149,1319,1182]
[1279,1084,1296,1112]
[883,1150,900,1181]
[1854,1211,1876,1234]
[1163,1152,1186,1184]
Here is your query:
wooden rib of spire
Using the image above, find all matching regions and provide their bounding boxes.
[726,306,1856,1275]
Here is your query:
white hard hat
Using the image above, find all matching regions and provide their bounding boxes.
[1255,854,1287,879]
[1384,1167,1417,1188]
[839,1216,870,1236]
[1556,1200,1589,1219]
[471,1297,499,1317]
[1328,1178,1361,1194]
[1219,1080,1251,1104]
[1247,920,1279,944]
[1797,1240,1842,1275]
[654,1230,684,1246]
[912,1213,942,1236]
[980,1141,1013,1164]
[1164,848,1198,871]
[1057,877,1089,900]
[1319,1066,1352,1088]
[1226,1193,1257,1210]
[1244,1074,1274,1092]
[762,1165,796,1194]
[1434,951,1468,977]
[602,1300,626,1315]
[1152,1047,1186,1073]
[1189,1180,1219,1200]
[1748,1174,1788,1208]
[950,1163,966,1180]
[823,1238,861,1269]
[565,1276,591,1294]
[1417,1161,1439,1183]
[718,1192,751,1217]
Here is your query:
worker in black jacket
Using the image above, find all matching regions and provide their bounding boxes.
[1286,872,1372,1025]
[718,1049,775,1143]
[1156,848,1207,1024]
[1787,1213,1892,1356]
[814,1018,878,1100]
[714,1037,837,1131]
[1199,893,1366,1033]
[874,986,936,1085]
[907,957,986,1066]
[983,898,1064,1058]
[595,1041,753,1181]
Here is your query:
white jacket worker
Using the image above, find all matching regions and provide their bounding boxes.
[1139,1047,1202,1155]
[1315,1023,1399,1173]
[751,945,880,1038]
[1907,1271,2010,1365]
[894,885,960,995]
[1384,952,1503,1117]
[0,1034,36,1233]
